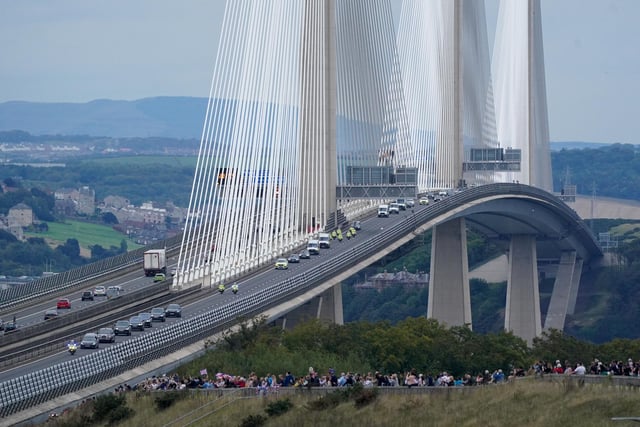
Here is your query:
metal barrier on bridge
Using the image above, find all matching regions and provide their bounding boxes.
[0,236,182,312]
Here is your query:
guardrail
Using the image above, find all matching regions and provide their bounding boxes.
[0,286,206,371]
[0,235,182,313]
[0,183,603,418]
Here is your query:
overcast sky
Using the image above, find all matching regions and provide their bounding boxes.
[0,0,638,144]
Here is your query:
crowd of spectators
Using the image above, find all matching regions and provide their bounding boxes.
[533,358,639,377]
[111,357,640,395]
[115,365,527,395]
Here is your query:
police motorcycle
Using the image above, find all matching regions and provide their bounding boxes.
[231,283,239,294]
[67,340,78,355]
[218,283,226,294]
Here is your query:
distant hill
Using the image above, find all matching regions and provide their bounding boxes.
[0,97,209,139]
[0,97,620,149]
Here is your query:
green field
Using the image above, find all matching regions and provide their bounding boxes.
[24,220,143,252]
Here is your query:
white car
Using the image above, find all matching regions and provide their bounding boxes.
[107,285,123,292]
[94,286,107,297]
[419,197,429,205]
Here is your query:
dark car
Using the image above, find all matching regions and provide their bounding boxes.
[352,221,361,230]
[150,307,166,322]
[129,316,145,331]
[80,333,100,349]
[165,304,182,318]
[44,309,59,321]
[138,312,153,328]
[299,250,311,259]
[288,254,300,264]
[3,322,17,334]
[97,327,116,343]
[114,320,132,336]
[81,290,94,301]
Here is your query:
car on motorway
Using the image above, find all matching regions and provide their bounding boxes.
[406,198,415,208]
[150,307,166,322]
[94,286,107,297]
[129,316,145,331]
[44,309,59,321]
[275,258,288,270]
[57,298,71,310]
[138,312,153,328]
[81,290,94,301]
[106,287,121,300]
[287,254,300,264]
[352,221,362,230]
[107,285,123,293]
[153,273,166,282]
[3,322,17,334]
[419,197,429,205]
[80,333,100,349]
[97,327,116,343]
[165,304,182,318]
[114,320,132,336]
[299,249,311,259]
[389,203,400,214]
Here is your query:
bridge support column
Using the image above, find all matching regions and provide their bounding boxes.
[544,251,576,331]
[566,258,583,315]
[505,234,541,345]
[427,218,472,328]
[274,283,343,330]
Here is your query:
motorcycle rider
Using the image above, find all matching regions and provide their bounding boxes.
[231,282,239,294]
[218,283,225,294]
[67,339,78,354]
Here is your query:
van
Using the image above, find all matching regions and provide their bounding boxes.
[378,204,389,217]
[396,198,407,210]
[318,232,331,249]
[307,239,320,255]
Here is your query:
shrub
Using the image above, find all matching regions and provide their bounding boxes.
[92,394,128,422]
[154,391,186,410]
[239,414,268,427]
[265,398,294,417]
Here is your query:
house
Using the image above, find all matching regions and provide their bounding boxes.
[7,203,33,228]
[355,268,429,292]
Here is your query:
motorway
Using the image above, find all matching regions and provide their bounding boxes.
[1,202,427,384]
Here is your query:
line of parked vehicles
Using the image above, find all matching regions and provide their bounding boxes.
[67,303,183,354]
[274,221,362,270]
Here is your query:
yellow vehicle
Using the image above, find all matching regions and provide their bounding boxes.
[153,273,166,282]
[275,258,289,270]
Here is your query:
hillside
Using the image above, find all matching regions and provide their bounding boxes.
[0,97,209,139]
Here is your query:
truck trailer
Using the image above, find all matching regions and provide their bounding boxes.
[143,249,167,277]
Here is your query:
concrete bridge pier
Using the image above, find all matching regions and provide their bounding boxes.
[544,251,578,331]
[427,218,472,328]
[505,234,541,345]
[273,283,344,330]
[566,258,583,315]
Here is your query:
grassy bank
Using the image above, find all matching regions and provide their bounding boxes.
[49,379,640,427]
[24,220,142,253]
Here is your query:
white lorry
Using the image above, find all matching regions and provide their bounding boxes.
[143,249,167,277]
[378,204,390,217]
[318,232,331,249]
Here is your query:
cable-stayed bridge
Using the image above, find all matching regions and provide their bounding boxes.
[0,1,603,423]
